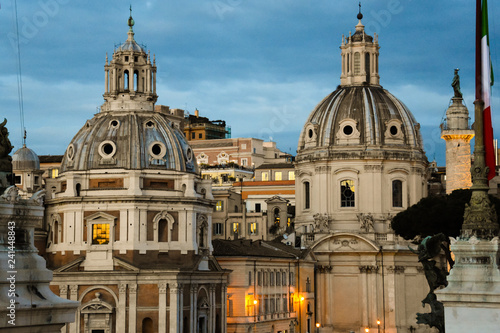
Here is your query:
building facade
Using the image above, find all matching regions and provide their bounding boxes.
[44,15,228,333]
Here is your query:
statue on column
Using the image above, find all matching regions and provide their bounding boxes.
[451,68,463,99]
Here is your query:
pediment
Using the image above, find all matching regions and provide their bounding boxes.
[85,212,117,222]
[312,233,379,253]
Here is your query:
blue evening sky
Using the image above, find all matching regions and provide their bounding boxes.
[1,1,500,166]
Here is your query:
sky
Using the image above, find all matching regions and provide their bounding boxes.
[1,0,500,166]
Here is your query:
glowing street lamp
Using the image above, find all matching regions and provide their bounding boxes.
[365,328,370,333]
[316,322,320,333]
[377,319,381,333]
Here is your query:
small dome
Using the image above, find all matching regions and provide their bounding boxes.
[117,37,144,52]
[12,145,40,171]
[60,111,197,174]
[298,86,424,156]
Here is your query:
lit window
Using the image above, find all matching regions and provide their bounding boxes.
[275,172,282,181]
[274,208,280,225]
[215,200,224,212]
[340,179,355,207]
[304,182,310,209]
[288,171,295,180]
[92,224,110,244]
[249,222,258,235]
[51,168,59,178]
[392,180,403,207]
[232,223,240,235]
[262,172,269,181]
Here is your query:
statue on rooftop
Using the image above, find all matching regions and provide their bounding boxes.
[0,118,14,173]
[452,68,463,99]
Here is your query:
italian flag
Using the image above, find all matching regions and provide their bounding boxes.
[478,0,496,180]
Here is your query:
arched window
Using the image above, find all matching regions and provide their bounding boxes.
[304,182,310,209]
[274,208,280,225]
[134,70,139,91]
[354,52,361,75]
[347,53,350,73]
[76,183,81,197]
[392,180,403,207]
[124,70,129,91]
[340,180,355,207]
[158,219,168,242]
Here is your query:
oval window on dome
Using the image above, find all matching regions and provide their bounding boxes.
[67,144,75,161]
[186,147,193,162]
[308,129,313,138]
[390,125,398,136]
[110,120,120,128]
[343,125,353,136]
[98,140,117,159]
[149,142,166,159]
[146,121,155,128]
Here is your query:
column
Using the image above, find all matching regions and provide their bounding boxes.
[117,284,127,333]
[159,283,167,333]
[221,284,227,333]
[209,284,216,333]
[146,68,151,93]
[169,283,180,333]
[128,284,137,333]
[178,285,184,333]
[69,285,78,333]
[128,66,134,92]
[359,266,369,327]
[190,284,198,332]
[105,69,109,94]
[59,286,68,333]
[153,69,157,94]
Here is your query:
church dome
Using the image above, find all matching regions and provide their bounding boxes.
[297,85,424,155]
[12,145,40,171]
[60,111,197,173]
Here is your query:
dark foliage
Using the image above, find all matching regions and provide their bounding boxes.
[391,189,500,240]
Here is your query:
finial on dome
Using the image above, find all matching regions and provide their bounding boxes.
[357,2,363,20]
[127,5,135,31]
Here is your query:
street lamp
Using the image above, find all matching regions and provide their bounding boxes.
[377,319,381,333]
[316,322,320,333]
[365,328,370,333]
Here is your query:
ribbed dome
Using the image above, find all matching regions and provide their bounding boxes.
[60,111,197,173]
[12,145,40,171]
[298,86,424,156]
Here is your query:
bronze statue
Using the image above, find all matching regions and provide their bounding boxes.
[409,233,452,333]
[452,68,463,99]
[0,118,14,172]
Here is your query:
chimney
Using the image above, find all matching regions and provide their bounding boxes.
[195,109,199,117]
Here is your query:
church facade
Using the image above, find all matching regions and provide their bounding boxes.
[44,14,228,333]
[294,12,431,333]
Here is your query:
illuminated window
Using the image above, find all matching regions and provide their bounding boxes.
[275,171,282,181]
[262,172,269,181]
[392,180,403,207]
[92,223,110,245]
[249,222,258,235]
[51,168,59,178]
[288,171,295,180]
[274,208,280,225]
[215,200,224,212]
[232,223,240,235]
[340,179,355,207]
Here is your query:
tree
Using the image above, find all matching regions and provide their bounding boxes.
[391,189,500,241]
